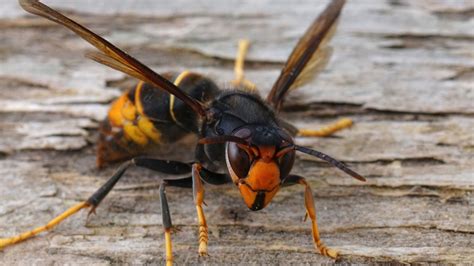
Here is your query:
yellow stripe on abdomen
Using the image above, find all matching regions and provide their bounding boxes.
[138,116,161,144]
[108,94,128,127]
[134,81,146,116]
[116,72,192,147]
[169,70,191,123]
[123,123,148,146]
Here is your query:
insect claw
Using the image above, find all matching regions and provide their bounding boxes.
[303,212,308,222]
[199,250,210,257]
[203,200,208,206]
[171,226,181,233]
[87,206,97,222]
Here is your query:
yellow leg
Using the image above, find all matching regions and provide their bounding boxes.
[0,201,90,249]
[298,178,338,259]
[164,229,173,266]
[232,39,257,91]
[298,118,353,137]
[196,205,208,256]
[192,164,209,256]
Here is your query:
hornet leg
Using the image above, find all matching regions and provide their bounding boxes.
[232,39,257,91]
[159,183,174,266]
[192,163,209,256]
[283,174,338,259]
[298,118,353,137]
[0,201,90,249]
[0,158,191,252]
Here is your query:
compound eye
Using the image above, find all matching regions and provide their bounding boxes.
[278,150,295,178]
[227,142,251,179]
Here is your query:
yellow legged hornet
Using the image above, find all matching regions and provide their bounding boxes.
[1,0,365,264]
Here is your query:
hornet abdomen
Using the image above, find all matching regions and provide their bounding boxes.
[97,71,220,167]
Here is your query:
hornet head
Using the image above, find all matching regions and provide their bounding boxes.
[224,125,295,210]
[199,124,365,211]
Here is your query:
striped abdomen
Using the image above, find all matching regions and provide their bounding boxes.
[97,71,219,167]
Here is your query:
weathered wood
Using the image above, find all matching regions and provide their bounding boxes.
[0,0,473,264]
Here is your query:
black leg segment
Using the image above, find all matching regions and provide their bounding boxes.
[133,157,192,175]
[199,167,232,185]
[160,183,172,230]
[87,160,133,207]
[281,174,303,187]
[87,157,192,209]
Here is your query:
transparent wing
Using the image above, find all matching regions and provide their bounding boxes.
[266,0,345,111]
[19,0,206,116]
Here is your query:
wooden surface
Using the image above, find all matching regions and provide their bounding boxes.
[1,0,473,264]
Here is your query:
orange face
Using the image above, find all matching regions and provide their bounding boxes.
[226,143,295,211]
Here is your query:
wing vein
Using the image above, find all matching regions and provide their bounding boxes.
[19,0,206,116]
[266,0,345,111]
